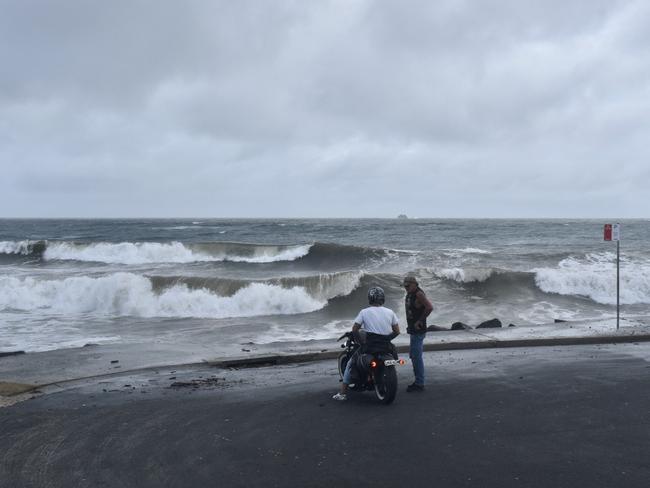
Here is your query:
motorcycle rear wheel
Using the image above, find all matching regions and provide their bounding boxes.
[373,366,397,404]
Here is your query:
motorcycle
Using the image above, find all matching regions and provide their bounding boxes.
[337,331,405,405]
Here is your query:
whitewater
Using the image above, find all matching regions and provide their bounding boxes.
[1,218,649,353]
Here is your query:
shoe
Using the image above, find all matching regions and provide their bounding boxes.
[406,383,424,392]
[332,393,347,401]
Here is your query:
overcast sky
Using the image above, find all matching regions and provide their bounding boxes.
[1,0,649,218]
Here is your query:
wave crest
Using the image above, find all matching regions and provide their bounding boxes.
[534,253,650,305]
[0,240,46,256]
[434,267,496,283]
[0,273,328,318]
[41,241,312,264]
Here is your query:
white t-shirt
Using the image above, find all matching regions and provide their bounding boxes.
[354,306,399,335]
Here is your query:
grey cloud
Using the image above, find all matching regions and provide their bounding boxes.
[1,0,649,217]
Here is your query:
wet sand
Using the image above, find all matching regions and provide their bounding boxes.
[2,343,650,487]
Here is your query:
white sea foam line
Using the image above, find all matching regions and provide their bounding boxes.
[388,248,420,254]
[515,301,584,324]
[2,335,122,353]
[0,273,327,319]
[255,320,350,344]
[442,247,491,256]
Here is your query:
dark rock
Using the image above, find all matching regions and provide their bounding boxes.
[451,322,472,330]
[241,348,251,352]
[110,360,119,364]
[508,324,517,327]
[426,325,448,332]
[476,318,502,329]
[554,319,567,323]
[0,350,26,358]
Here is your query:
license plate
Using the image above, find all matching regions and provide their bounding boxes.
[383,359,404,366]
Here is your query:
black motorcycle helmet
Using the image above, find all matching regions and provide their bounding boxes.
[367,286,385,306]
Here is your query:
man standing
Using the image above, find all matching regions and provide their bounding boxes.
[403,276,433,392]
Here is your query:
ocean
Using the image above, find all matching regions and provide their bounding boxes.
[1,219,649,354]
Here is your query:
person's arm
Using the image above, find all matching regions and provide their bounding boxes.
[351,322,362,342]
[415,291,433,330]
[389,322,400,340]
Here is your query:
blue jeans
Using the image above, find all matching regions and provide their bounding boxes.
[409,333,425,386]
[342,351,358,385]
[343,355,354,384]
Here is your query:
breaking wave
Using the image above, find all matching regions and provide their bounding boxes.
[149,270,364,302]
[431,254,650,306]
[0,240,46,256]
[0,273,326,319]
[41,241,312,264]
[0,240,396,267]
[433,267,496,283]
[534,253,650,305]
[0,270,365,319]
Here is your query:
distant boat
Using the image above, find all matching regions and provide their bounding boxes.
[397,214,408,220]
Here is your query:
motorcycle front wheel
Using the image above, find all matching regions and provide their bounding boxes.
[373,366,397,405]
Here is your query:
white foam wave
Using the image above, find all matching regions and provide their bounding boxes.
[43,242,207,264]
[225,245,312,263]
[0,273,326,318]
[42,242,312,264]
[0,240,35,255]
[2,333,123,353]
[534,253,650,305]
[256,320,351,344]
[459,247,491,254]
[434,267,495,283]
[443,247,491,257]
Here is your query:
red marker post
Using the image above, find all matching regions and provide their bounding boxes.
[603,223,621,329]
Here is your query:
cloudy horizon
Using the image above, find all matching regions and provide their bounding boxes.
[1,0,649,218]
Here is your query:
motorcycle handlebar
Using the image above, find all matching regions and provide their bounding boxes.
[337,331,352,341]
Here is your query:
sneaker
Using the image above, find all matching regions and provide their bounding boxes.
[406,383,424,392]
[332,393,347,401]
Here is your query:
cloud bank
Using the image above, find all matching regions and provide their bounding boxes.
[1,0,648,217]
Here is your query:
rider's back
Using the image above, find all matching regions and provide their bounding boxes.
[354,306,398,336]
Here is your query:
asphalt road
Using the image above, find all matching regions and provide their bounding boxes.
[2,343,650,488]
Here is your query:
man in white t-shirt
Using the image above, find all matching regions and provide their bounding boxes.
[333,286,401,401]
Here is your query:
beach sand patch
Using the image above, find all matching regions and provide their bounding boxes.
[0,381,38,396]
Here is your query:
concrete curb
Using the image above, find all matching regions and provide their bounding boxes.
[208,333,650,369]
